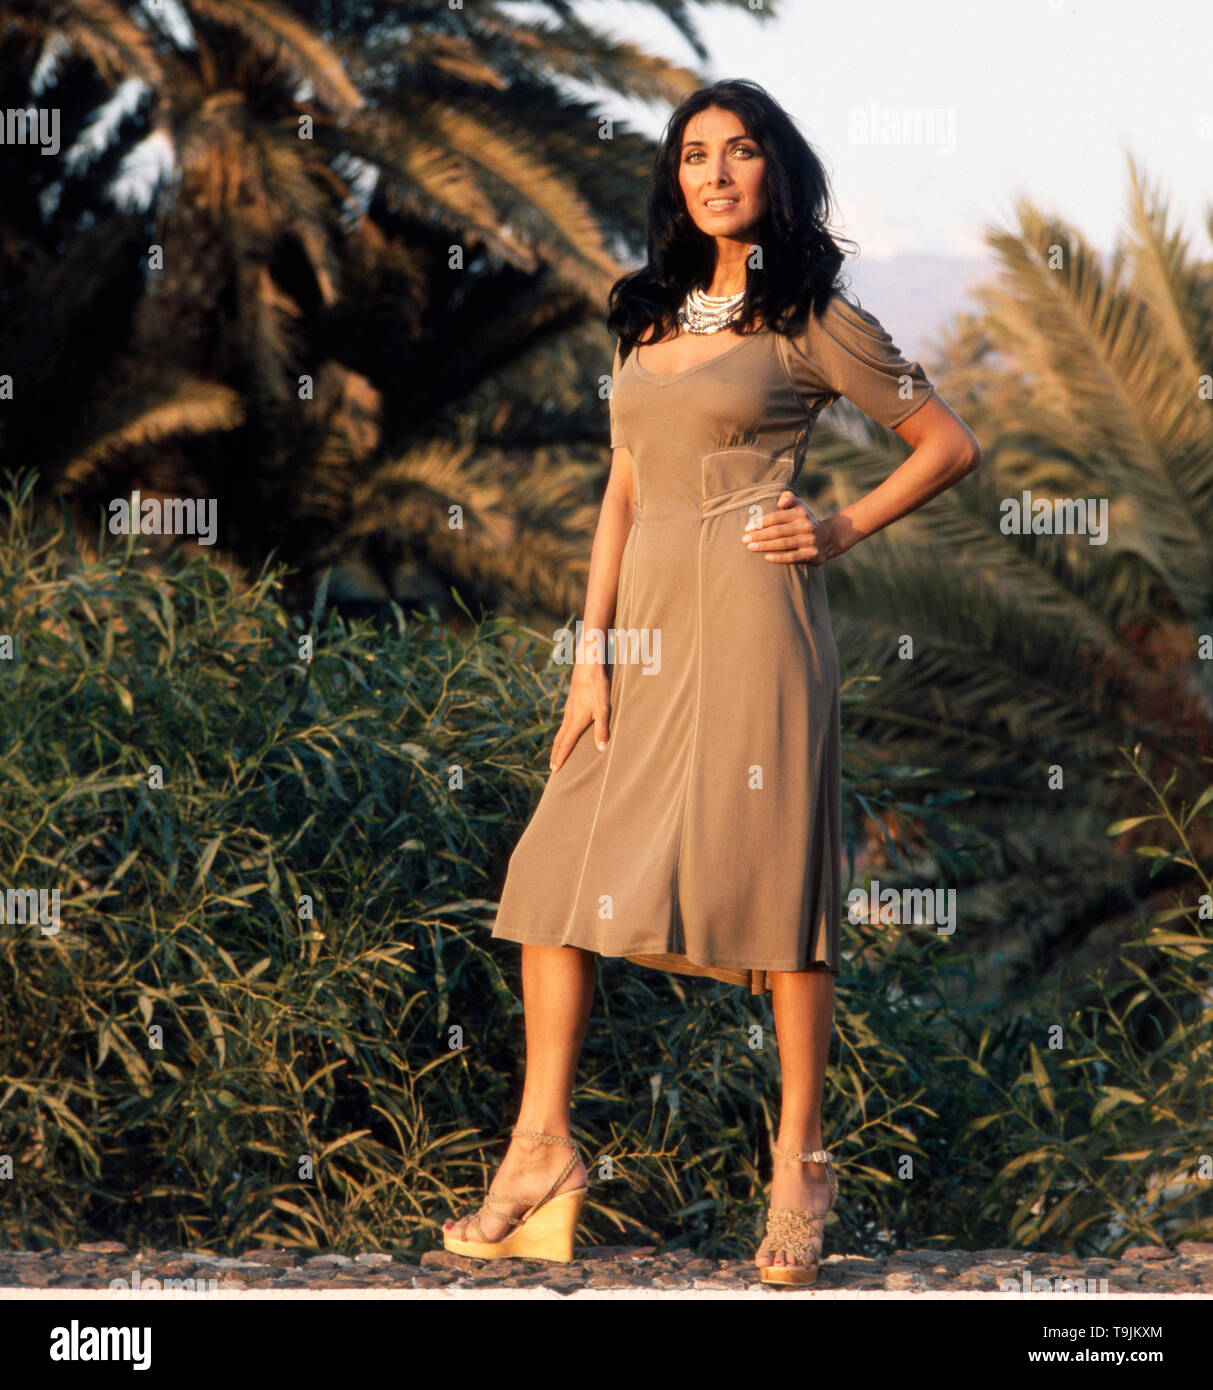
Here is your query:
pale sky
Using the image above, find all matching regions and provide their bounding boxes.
[578,0,1212,264]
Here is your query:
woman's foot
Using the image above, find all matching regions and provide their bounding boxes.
[443,1130,588,1244]
[755,1147,834,1273]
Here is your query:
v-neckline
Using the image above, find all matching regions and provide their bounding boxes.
[631,329,767,385]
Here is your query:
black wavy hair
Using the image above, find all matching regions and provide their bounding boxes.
[606,79,856,359]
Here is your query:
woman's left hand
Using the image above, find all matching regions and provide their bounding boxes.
[740,491,842,567]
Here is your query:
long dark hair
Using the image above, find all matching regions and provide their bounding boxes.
[606,79,856,359]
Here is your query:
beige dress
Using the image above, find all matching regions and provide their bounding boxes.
[491,289,935,993]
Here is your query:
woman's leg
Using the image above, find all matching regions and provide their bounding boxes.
[444,943,595,1241]
[756,967,836,1270]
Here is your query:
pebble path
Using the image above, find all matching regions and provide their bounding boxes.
[3,1241,1212,1295]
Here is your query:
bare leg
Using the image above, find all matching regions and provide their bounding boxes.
[444,943,594,1241]
[756,968,836,1271]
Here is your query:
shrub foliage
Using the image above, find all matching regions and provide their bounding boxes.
[0,476,1208,1257]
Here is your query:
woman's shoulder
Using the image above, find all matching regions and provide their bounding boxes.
[777,285,882,346]
[775,285,935,426]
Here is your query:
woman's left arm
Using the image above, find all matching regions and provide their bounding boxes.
[819,394,981,560]
[742,394,981,566]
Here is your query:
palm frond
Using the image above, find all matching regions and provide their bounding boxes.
[407,98,625,299]
[61,380,244,487]
[342,111,539,274]
[430,12,705,106]
[185,0,363,111]
[1118,153,1213,526]
[812,417,1132,650]
[9,0,164,87]
[830,541,1130,772]
[977,203,1213,617]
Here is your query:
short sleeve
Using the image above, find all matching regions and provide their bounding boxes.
[608,340,627,449]
[781,290,935,428]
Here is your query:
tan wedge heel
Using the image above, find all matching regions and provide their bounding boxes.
[442,1128,587,1263]
[757,1143,838,1287]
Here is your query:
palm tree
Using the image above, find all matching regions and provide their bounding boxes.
[0,2,244,526]
[0,0,755,616]
[811,157,1213,997]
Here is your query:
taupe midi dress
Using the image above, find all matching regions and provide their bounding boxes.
[491,289,935,994]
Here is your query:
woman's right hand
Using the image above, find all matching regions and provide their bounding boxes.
[549,661,611,771]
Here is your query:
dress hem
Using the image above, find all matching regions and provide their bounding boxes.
[489,927,839,980]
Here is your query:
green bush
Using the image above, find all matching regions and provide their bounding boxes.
[957,748,1213,1252]
[0,473,1208,1258]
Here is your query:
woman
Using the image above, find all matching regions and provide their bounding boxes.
[442,78,980,1284]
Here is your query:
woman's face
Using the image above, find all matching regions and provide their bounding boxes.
[677,105,769,242]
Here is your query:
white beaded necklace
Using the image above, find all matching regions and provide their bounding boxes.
[677,282,747,334]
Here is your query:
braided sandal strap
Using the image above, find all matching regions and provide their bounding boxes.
[470,1194,529,1232]
[771,1142,835,1164]
[509,1130,579,1220]
[757,1147,839,1264]
[758,1208,829,1265]
[511,1128,578,1148]
[459,1129,582,1239]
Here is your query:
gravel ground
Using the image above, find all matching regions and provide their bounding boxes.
[2,1240,1212,1296]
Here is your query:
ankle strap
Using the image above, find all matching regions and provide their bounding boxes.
[772,1141,835,1164]
[511,1127,578,1150]
[508,1128,581,1222]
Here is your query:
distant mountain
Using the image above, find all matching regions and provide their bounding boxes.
[842,254,992,364]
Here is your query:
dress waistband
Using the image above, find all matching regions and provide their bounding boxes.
[633,484,790,525]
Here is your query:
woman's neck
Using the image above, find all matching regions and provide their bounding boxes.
[700,237,750,297]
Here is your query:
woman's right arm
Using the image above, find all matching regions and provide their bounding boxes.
[549,443,635,771]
